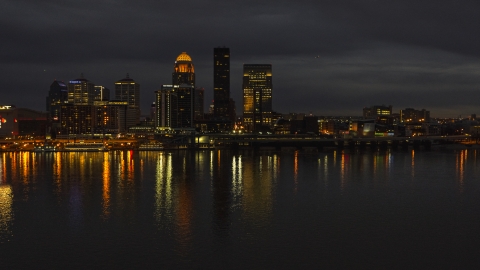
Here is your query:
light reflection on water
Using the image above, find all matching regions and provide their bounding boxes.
[0,185,13,243]
[155,152,174,227]
[1,149,480,268]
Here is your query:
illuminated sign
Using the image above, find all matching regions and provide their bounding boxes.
[0,106,12,110]
[69,80,83,84]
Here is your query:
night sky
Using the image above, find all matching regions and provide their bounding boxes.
[2,0,480,118]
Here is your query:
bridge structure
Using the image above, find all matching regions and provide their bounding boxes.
[204,134,473,151]
[0,134,473,152]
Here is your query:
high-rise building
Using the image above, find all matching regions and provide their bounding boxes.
[94,85,110,101]
[59,102,128,135]
[46,80,68,123]
[67,74,95,105]
[213,47,230,120]
[176,84,195,128]
[60,104,95,135]
[155,84,195,130]
[94,102,128,134]
[194,87,204,120]
[155,85,178,129]
[172,52,195,86]
[242,64,273,132]
[115,74,140,128]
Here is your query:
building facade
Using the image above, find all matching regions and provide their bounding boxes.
[172,52,195,86]
[176,84,195,128]
[59,102,127,136]
[155,85,178,130]
[46,80,68,122]
[194,87,204,120]
[242,64,273,132]
[67,74,95,105]
[114,74,140,128]
[213,47,230,120]
[400,108,430,123]
[363,105,392,119]
[0,106,47,138]
[94,85,110,101]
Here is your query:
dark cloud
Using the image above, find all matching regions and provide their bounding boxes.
[1,0,480,118]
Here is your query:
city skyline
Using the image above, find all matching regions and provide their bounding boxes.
[2,1,480,118]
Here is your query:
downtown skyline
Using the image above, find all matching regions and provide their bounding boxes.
[2,0,480,118]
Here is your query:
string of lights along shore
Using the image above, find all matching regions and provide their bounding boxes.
[0,47,477,139]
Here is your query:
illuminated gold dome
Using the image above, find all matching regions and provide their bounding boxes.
[176,52,192,62]
[173,52,195,74]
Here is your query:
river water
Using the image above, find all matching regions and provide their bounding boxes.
[1,149,480,269]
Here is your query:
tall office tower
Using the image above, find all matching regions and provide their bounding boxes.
[46,80,68,123]
[213,47,230,120]
[176,84,195,128]
[115,74,140,128]
[194,87,204,120]
[150,102,156,120]
[94,85,110,101]
[242,64,273,132]
[67,74,95,105]
[172,52,195,86]
[155,85,178,129]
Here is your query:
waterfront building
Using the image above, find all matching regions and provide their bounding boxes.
[46,80,68,121]
[0,105,46,138]
[46,80,68,135]
[319,119,337,135]
[213,47,231,120]
[150,102,156,120]
[194,87,204,120]
[114,74,140,128]
[59,102,127,136]
[59,104,95,135]
[400,108,430,123]
[363,105,392,119]
[155,85,178,130]
[242,64,273,132]
[67,74,95,105]
[176,84,195,128]
[94,102,128,134]
[172,52,195,86]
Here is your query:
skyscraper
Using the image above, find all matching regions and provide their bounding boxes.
[194,87,204,120]
[155,85,178,129]
[176,84,195,128]
[243,64,273,132]
[115,74,140,128]
[213,47,230,120]
[172,52,195,86]
[172,52,195,128]
[46,80,68,123]
[94,85,110,101]
[67,74,95,105]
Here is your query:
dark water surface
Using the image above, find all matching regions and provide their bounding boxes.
[1,149,480,269]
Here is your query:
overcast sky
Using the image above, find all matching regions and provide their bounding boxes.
[2,0,480,117]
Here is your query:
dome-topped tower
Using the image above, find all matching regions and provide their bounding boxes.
[176,52,192,62]
[173,52,195,85]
